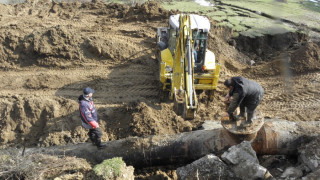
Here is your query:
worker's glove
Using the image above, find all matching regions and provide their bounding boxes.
[88,121,99,129]
[93,124,99,129]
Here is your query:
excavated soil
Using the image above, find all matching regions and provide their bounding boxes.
[0,0,319,146]
[0,0,320,178]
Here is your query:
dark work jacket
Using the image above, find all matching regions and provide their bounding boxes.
[227,76,264,114]
[78,95,99,129]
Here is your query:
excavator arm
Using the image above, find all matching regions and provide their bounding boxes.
[171,14,197,119]
[157,14,220,119]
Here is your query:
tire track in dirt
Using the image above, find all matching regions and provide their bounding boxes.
[53,63,159,104]
[0,61,159,101]
[255,72,320,121]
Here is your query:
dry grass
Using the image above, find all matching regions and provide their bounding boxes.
[0,149,91,180]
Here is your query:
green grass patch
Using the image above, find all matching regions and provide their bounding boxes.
[160,0,320,37]
[221,0,320,31]
[210,10,228,16]
[210,15,228,22]
[93,157,124,179]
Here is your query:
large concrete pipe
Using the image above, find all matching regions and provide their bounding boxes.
[22,119,320,168]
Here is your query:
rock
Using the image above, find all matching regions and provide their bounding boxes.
[221,141,259,165]
[299,136,320,172]
[232,160,268,180]
[280,167,303,179]
[302,167,320,180]
[250,60,255,66]
[176,154,237,180]
[221,141,274,180]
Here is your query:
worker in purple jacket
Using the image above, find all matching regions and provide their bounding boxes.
[78,87,105,149]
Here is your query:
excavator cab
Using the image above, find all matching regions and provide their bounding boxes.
[157,14,220,119]
[193,30,208,72]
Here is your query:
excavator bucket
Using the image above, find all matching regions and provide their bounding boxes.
[173,90,196,119]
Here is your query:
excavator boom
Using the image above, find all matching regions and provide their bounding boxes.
[170,14,197,119]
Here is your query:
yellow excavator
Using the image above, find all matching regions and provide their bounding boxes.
[157,14,220,119]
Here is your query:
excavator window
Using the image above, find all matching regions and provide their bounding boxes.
[193,32,207,63]
[192,31,208,72]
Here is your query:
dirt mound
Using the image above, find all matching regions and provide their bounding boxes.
[0,2,83,68]
[0,95,82,147]
[0,1,169,69]
[130,102,193,136]
[24,26,82,66]
[120,1,170,22]
[290,42,320,73]
[0,4,11,15]
[208,24,251,74]
[246,42,320,76]
[233,32,308,63]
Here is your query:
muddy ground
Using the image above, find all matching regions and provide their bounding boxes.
[0,0,319,179]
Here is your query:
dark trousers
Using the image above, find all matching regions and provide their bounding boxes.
[240,93,263,121]
[88,128,102,146]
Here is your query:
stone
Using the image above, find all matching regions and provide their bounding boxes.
[221,141,274,180]
[221,141,259,165]
[302,167,320,180]
[176,154,237,180]
[280,167,303,179]
[299,136,320,172]
[232,160,268,179]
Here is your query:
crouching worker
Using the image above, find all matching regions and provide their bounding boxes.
[78,87,106,149]
[224,76,264,124]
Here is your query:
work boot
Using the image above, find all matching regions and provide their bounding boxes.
[96,140,106,149]
[243,119,252,127]
[245,119,253,125]
[230,114,237,122]
[90,140,96,146]
[246,112,254,124]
